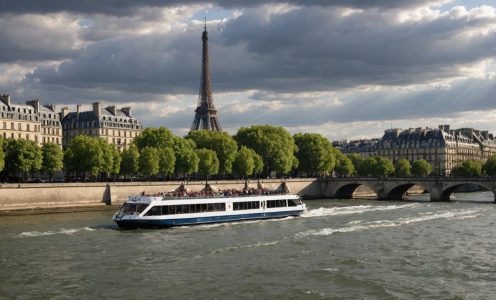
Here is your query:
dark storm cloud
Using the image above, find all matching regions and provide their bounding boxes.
[0,14,79,62]
[22,5,496,97]
[0,0,447,16]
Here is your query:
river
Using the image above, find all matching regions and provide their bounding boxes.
[1,192,495,299]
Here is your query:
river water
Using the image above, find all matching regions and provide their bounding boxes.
[1,192,496,299]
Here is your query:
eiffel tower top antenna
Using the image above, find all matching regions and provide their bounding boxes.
[190,17,222,132]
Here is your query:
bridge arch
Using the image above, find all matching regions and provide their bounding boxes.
[334,183,378,199]
[384,183,430,201]
[439,182,494,201]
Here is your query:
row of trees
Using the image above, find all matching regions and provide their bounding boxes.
[0,138,63,180]
[2,124,496,181]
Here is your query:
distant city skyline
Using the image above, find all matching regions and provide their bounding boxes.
[1,0,496,140]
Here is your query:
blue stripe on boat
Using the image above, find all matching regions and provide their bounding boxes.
[116,210,303,228]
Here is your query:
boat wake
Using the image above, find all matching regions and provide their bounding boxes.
[301,203,420,218]
[296,208,483,238]
[210,241,280,254]
[17,227,96,238]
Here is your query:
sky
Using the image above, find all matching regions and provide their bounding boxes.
[1,0,496,141]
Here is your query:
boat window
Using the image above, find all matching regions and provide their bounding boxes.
[136,204,148,213]
[160,203,226,215]
[233,201,260,210]
[118,203,136,215]
[267,200,288,208]
[118,203,149,215]
[288,199,297,207]
[145,205,162,216]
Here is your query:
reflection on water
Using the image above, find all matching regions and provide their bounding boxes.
[406,190,495,202]
[1,192,496,299]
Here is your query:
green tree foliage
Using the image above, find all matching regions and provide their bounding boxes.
[294,133,335,175]
[41,143,63,178]
[196,148,219,178]
[347,153,363,176]
[98,139,121,177]
[412,159,432,177]
[64,135,103,177]
[235,125,297,175]
[173,137,199,175]
[0,137,5,172]
[4,138,42,178]
[484,155,496,176]
[139,147,160,178]
[373,157,395,177]
[120,145,140,178]
[133,127,174,150]
[233,146,255,177]
[187,130,237,174]
[333,148,354,177]
[158,147,176,177]
[394,159,411,177]
[249,148,264,176]
[451,159,482,177]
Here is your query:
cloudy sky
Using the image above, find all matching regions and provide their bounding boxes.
[2,0,496,140]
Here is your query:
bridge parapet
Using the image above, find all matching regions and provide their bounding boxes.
[318,177,496,202]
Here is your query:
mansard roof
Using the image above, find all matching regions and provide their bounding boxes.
[379,127,447,148]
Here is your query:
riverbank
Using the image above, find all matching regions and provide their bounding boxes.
[0,178,318,215]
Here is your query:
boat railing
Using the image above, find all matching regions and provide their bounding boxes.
[135,189,290,201]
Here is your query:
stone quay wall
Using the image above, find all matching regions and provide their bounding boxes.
[0,178,319,213]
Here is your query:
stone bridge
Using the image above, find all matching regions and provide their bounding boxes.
[318,177,496,201]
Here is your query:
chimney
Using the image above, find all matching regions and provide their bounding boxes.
[60,106,69,119]
[121,107,131,117]
[107,105,116,115]
[26,99,40,112]
[482,131,489,140]
[93,102,101,118]
[76,104,81,121]
[0,94,11,106]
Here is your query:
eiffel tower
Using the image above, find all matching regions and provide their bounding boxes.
[191,19,222,132]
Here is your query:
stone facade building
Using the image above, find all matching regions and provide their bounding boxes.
[60,102,143,150]
[336,125,496,176]
[0,94,62,146]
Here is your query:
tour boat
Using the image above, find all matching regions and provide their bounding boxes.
[113,192,306,228]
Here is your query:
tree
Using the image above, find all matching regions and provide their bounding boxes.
[173,137,199,176]
[484,155,496,176]
[0,137,5,173]
[233,146,255,178]
[139,147,160,178]
[333,148,354,177]
[235,125,297,175]
[294,133,335,176]
[133,127,174,150]
[120,145,140,179]
[373,157,394,177]
[394,159,411,177]
[158,147,176,178]
[98,139,121,179]
[4,139,42,180]
[357,156,376,176]
[187,130,237,175]
[41,143,63,180]
[347,153,363,176]
[412,159,432,177]
[249,148,264,177]
[196,148,219,179]
[64,135,103,177]
[452,159,482,177]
